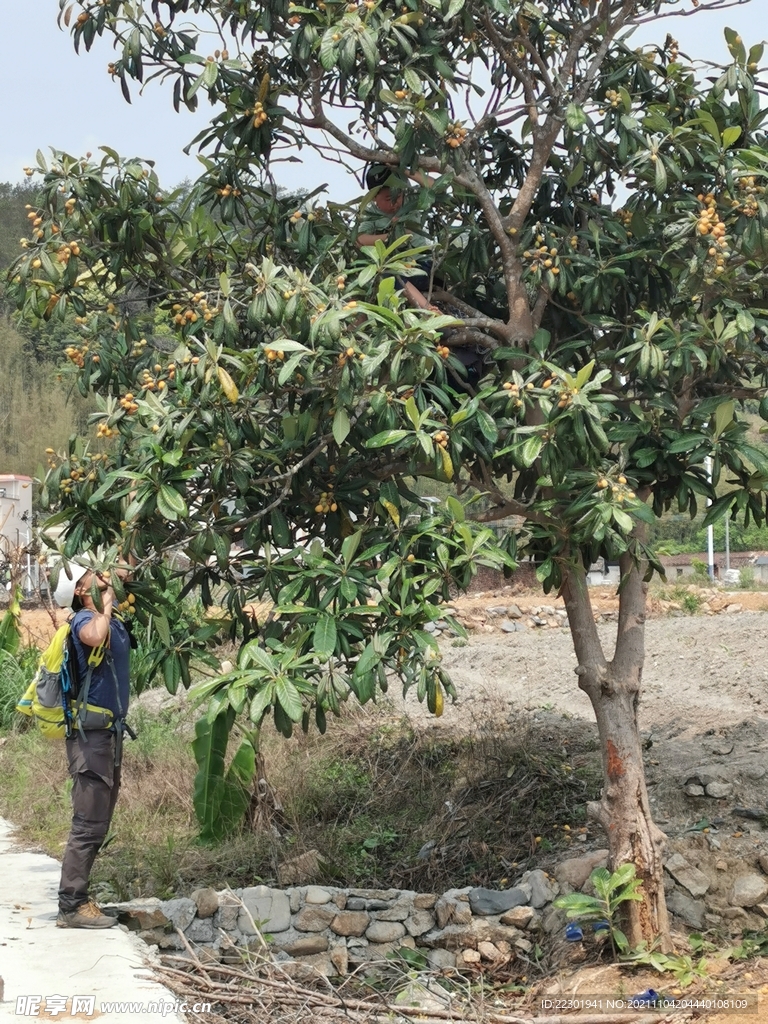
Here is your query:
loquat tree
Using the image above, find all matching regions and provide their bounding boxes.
[9,0,768,946]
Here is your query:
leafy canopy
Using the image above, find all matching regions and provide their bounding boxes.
[9,0,768,740]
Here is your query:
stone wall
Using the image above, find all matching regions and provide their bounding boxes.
[107,842,768,976]
[107,865,589,976]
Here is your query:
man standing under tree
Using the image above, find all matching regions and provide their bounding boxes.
[53,563,132,929]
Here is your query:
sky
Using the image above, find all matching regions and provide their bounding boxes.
[0,1,764,203]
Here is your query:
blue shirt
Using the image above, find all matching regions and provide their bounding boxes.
[70,610,131,719]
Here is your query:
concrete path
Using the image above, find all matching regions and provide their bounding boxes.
[0,819,191,1022]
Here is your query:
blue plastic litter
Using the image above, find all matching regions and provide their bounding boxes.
[630,989,660,1006]
[592,919,610,932]
[564,923,584,941]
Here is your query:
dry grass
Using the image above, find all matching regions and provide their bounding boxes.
[0,697,602,902]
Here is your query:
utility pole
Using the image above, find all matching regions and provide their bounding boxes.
[706,455,715,582]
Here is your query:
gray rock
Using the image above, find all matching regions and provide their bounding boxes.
[346,897,366,911]
[421,918,522,951]
[394,980,452,1013]
[667,891,706,930]
[499,906,535,929]
[730,874,768,908]
[185,917,215,943]
[137,927,182,949]
[330,943,349,975]
[486,605,509,616]
[468,887,528,916]
[191,888,219,919]
[277,849,321,885]
[759,854,768,876]
[664,854,711,898]
[685,765,732,788]
[287,888,302,913]
[160,898,197,932]
[405,909,436,937]
[684,784,705,797]
[434,895,473,928]
[500,619,518,633]
[305,886,333,905]
[414,893,437,909]
[374,897,413,922]
[507,604,523,619]
[527,870,559,909]
[215,892,241,932]
[106,898,168,931]
[706,782,734,799]
[427,948,456,970]
[294,904,337,932]
[239,886,291,934]
[281,954,336,981]
[365,899,392,911]
[330,911,370,937]
[366,920,407,943]
[279,934,330,956]
[514,937,534,953]
[541,906,566,934]
[554,850,609,891]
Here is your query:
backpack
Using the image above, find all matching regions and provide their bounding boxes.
[16,621,116,740]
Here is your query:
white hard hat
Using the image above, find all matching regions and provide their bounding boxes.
[52,563,90,608]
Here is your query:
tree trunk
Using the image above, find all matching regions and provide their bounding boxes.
[562,551,670,951]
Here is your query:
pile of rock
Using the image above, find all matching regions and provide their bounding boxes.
[462,603,570,635]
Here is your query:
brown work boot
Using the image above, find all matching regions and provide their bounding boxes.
[56,900,117,929]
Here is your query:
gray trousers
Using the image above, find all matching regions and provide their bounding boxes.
[58,730,121,912]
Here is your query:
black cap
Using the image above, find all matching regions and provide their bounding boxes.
[365,163,392,190]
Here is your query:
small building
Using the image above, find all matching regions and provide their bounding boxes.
[0,474,36,594]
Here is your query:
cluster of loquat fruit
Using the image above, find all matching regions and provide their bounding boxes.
[604,88,622,109]
[265,348,285,362]
[314,490,338,514]
[251,101,268,128]
[64,343,90,368]
[57,454,101,494]
[119,392,139,415]
[696,193,730,274]
[96,422,119,439]
[556,387,577,409]
[446,123,468,149]
[130,337,149,358]
[502,379,533,408]
[338,346,365,366]
[139,363,176,392]
[217,183,242,198]
[117,593,137,615]
[522,241,561,276]
[596,473,636,500]
[172,292,217,325]
[435,343,450,360]
[666,37,680,61]
[732,176,764,218]
[432,429,449,449]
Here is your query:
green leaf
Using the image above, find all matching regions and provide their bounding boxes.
[249,684,274,724]
[157,484,188,521]
[333,406,351,445]
[192,710,230,840]
[713,400,734,438]
[275,676,304,721]
[566,104,587,130]
[313,615,338,660]
[722,125,742,148]
[521,435,543,467]
[367,429,411,448]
